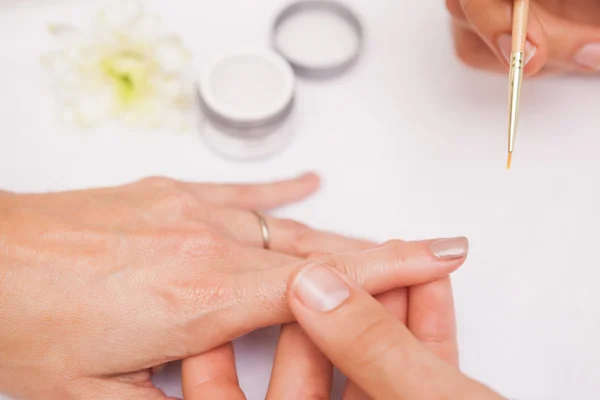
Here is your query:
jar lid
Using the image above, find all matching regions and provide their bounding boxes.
[272,0,364,78]
[197,49,295,128]
[196,49,296,160]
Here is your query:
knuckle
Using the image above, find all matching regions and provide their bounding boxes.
[381,240,408,266]
[418,332,454,347]
[350,317,402,369]
[460,0,476,14]
[445,0,463,19]
[320,255,359,283]
[176,227,228,258]
[236,184,263,200]
[141,176,176,188]
[279,219,312,255]
[188,275,230,311]
[382,239,404,247]
[454,39,477,68]
[281,218,310,240]
[161,191,198,216]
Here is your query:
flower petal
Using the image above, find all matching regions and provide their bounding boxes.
[41,50,73,75]
[154,36,190,74]
[131,14,162,43]
[48,24,87,48]
[94,0,142,34]
[72,87,114,127]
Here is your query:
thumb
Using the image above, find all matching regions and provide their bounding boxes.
[287,263,503,400]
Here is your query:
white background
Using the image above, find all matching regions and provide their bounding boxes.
[1,0,600,399]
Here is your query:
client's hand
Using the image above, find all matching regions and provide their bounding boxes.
[181,239,471,399]
[0,175,465,400]
[447,0,600,75]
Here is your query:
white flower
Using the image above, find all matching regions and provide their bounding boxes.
[42,0,192,130]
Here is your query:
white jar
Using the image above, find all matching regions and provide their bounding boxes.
[197,50,296,161]
[197,1,364,161]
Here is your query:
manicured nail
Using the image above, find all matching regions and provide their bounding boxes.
[292,264,350,313]
[497,34,537,65]
[429,237,469,260]
[574,43,600,70]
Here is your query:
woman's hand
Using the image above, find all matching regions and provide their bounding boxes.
[447,0,600,75]
[277,260,504,400]
[181,238,472,399]
[0,175,467,400]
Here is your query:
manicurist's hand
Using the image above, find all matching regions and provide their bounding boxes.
[268,259,505,400]
[447,0,600,75]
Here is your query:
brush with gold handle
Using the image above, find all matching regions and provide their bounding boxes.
[507,0,530,170]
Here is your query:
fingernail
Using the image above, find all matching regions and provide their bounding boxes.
[292,264,350,313]
[574,43,600,70]
[429,237,469,260]
[497,34,537,65]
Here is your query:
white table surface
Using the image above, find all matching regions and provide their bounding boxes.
[2,1,600,399]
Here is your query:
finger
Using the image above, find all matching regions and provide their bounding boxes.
[185,173,320,210]
[451,21,567,76]
[266,255,333,400]
[452,21,507,73]
[266,323,332,400]
[446,0,467,23]
[206,207,374,256]
[533,5,600,72]
[222,238,469,347]
[287,263,502,399]
[81,377,179,400]
[343,288,407,400]
[182,344,245,400]
[459,0,548,75]
[408,278,459,366]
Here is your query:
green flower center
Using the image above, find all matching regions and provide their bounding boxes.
[101,51,150,106]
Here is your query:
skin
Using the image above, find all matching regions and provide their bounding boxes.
[446,0,600,75]
[181,242,503,400]
[182,260,508,399]
[0,174,467,400]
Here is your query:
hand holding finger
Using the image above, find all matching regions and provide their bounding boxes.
[287,263,504,399]
[342,288,408,400]
[408,278,459,366]
[221,238,470,343]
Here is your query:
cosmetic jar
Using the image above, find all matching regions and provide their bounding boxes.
[197,0,364,160]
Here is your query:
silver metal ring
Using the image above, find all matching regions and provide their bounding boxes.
[253,211,271,249]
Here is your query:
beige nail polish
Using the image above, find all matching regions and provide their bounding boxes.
[574,43,600,70]
[292,264,350,313]
[497,34,537,65]
[429,237,469,260]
